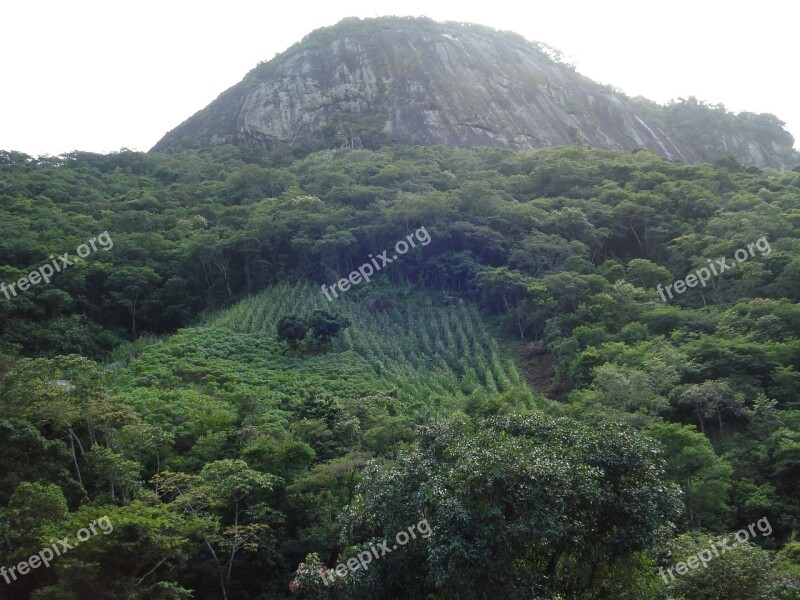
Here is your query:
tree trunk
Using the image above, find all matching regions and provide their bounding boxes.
[226,501,239,584]
[629,217,643,251]
[68,428,83,485]
[204,539,227,600]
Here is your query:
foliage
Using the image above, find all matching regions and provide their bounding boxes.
[662,531,800,599]
[308,310,350,344]
[324,415,681,599]
[1,140,799,598]
[277,315,310,349]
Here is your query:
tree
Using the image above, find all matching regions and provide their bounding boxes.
[626,258,673,290]
[319,414,681,599]
[0,418,81,505]
[277,315,309,349]
[543,271,591,312]
[0,482,68,598]
[153,459,278,600]
[662,531,799,600]
[308,310,350,344]
[647,423,733,530]
[87,446,143,505]
[591,364,668,416]
[108,266,162,334]
[0,355,127,487]
[33,502,208,600]
[672,380,749,436]
[510,231,589,277]
[474,267,543,338]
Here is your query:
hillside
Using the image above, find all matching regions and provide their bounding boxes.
[2,143,800,598]
[152,16,799,169]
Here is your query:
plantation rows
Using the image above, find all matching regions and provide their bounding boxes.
[213,283,524,401]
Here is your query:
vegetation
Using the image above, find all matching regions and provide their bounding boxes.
[1,141,799,598]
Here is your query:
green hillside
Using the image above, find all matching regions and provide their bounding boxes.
[2,142,800,599]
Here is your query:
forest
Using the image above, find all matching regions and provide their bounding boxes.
[1,142,799,598]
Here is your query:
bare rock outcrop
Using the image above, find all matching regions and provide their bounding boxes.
[153,17,798,169]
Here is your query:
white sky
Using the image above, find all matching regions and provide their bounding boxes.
[1,0,797,156]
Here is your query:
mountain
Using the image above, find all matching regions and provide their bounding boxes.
[153,16,799,168]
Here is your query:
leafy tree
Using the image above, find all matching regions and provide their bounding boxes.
[648,423,733,531]
[510,231,588,276]
[87,446,143,505]
[0,418,81,505]
[672,380,749,436]
[662,531,800,599]
[626,258,673,289]
[0,482,68,597]
[152,459,278,600]
[474,267,542,338]
[277,315,310,349]
[591,364,668,416]
[308,310,350,344]
[108,266,162,334]
[323,414,681,599]
[0,355,128,487]
[32,502,208,600]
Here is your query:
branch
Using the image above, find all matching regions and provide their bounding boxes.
[136,555,171,586]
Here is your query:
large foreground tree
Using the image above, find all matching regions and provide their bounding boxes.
[295,414,682,599]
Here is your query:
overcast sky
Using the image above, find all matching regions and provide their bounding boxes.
[2,0,797,156]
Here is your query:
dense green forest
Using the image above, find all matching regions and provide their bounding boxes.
[1,143,799,598]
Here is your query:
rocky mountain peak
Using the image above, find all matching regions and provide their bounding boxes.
[152,16,799,169]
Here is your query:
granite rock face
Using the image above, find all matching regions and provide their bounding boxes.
[152,17,798,169]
